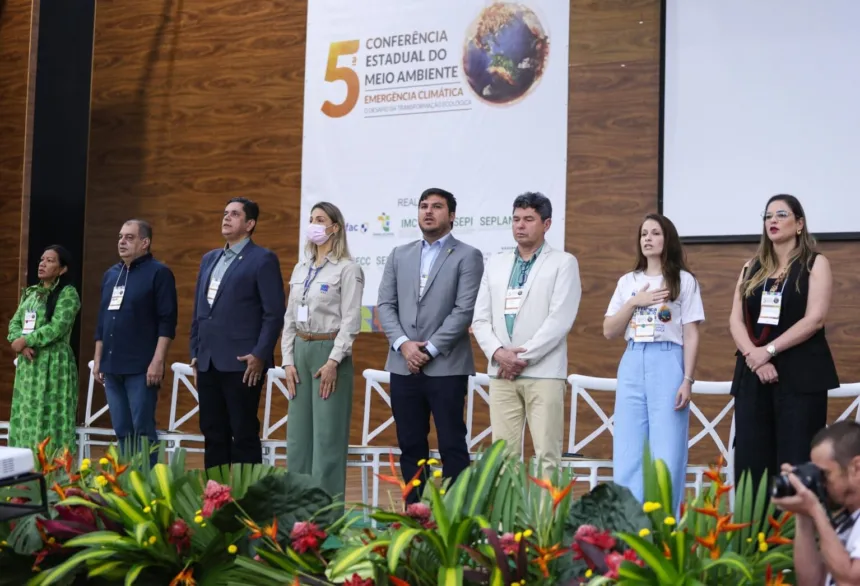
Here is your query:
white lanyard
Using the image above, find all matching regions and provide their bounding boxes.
[108,266,130,311]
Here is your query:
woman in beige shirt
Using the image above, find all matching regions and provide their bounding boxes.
[281,202,364,507]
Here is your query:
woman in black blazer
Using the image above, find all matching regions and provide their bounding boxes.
[729,194,839,490]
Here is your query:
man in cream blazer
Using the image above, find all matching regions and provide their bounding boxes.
[472,192,581,476]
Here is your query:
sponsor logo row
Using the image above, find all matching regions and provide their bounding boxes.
[345,213,513,236]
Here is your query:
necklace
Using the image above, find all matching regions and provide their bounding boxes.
[768,265,790,293]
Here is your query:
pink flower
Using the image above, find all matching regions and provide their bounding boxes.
[343,575,375,586]
[405,503,435,529]
[290,521,327,554]
[202,480,232,518]
[604,550,644,579]
[167,519,192,554]
[499,532,518,556]
[572,525,617,569]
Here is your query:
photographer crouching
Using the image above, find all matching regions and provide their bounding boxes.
[773,421,860,586]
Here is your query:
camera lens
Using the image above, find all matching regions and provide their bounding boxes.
[771,475,796,498]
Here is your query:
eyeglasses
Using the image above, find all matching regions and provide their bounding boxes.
[762,210,793,221]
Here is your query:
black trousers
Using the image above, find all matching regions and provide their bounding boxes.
[733,379,828,494]
[197,367,263,469]
[390,372,470,504]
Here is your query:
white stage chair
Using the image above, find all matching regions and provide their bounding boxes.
[466,374,492,452]
[348,369,492,514]
[262,367,289,465]
[163,362,205,458]
[562,374,736,498]
[75,360,117,465]
[830,383,860,422]
[347,369,399,513]
[562,375,616,487]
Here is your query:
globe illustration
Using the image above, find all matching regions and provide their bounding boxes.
[462,2,549,105]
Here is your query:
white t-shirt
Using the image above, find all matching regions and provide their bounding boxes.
[605,270,705,346]
[827,510,860,586]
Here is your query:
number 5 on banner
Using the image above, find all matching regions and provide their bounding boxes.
[321,40,360,118]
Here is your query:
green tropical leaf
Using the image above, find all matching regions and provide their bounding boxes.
[125,563,151,586]
[64,530,134,549]
[211,471,334,538]
[329,541,390,578]
[701,551,754,581]
[34,549,114,585]
[617,532,679,583]
[463,441,507,518]
[438,565,464,586]
[388,528,422,573]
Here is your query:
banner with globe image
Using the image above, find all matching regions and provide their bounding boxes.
[300,0,570,332]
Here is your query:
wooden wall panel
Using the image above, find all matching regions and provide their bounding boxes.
[0,0,37,420]
[77,0,860,471]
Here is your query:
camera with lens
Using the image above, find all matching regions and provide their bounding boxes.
[772,462,825,499]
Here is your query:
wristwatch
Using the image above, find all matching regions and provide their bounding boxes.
[766,344,778,357]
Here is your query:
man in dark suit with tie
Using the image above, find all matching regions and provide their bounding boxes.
[190,197,285,468]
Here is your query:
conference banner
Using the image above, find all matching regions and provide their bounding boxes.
[300,0,570,332]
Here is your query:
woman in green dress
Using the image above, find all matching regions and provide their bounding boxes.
[7,245,81,451]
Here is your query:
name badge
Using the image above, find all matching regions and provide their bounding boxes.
[22,311,37,334]
[419,273,428,297]
[108,286,125,311]
[297,305,309,323]
[504,288,524,316]
[632,307,657,342]
[758,292,782,325]
[207,278,221,306]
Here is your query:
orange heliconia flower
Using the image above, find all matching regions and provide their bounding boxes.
[37,438,57,473]
[531,543,569,577]
[765,564,789,585]
[389,577,411,586]
[51,483,67,501]
[375,451,423,503]
[169,568,196,586]
[242,517,278,542]
[703,455,725,484]
[529,476,575,512]
[766,513,793,546]
[52,448,80,482]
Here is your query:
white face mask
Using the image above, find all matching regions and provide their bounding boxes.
[306,223,331,245]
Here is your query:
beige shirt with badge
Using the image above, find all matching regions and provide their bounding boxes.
[280,255,365,366]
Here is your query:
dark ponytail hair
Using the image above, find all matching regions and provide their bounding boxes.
[42,245,74,322]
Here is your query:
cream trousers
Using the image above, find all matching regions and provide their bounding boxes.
[489,377,565,477]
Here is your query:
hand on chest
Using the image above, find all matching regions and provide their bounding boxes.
[629,289,678,342]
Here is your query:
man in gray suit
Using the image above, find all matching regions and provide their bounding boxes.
[377,188,484,502]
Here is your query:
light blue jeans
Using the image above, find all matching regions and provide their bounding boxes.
[612,341,689,510]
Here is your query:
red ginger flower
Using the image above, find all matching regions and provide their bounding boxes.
[572,524,617,568]
[405,502,435,529]
[168,519,192,554]
[343,574,375,586]
[605,549,644,579]
[499,532,518,556]
[202,480,232,517]
[290,521,327,553]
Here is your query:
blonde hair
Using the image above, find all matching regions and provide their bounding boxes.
[304,202,352,262]
[742,194,817,297]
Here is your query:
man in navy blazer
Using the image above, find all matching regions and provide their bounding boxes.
[190,197,285,468]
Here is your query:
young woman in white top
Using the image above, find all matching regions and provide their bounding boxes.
[603,213,705,509]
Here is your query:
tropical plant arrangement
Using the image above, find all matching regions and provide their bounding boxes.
[0,438,796,585]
